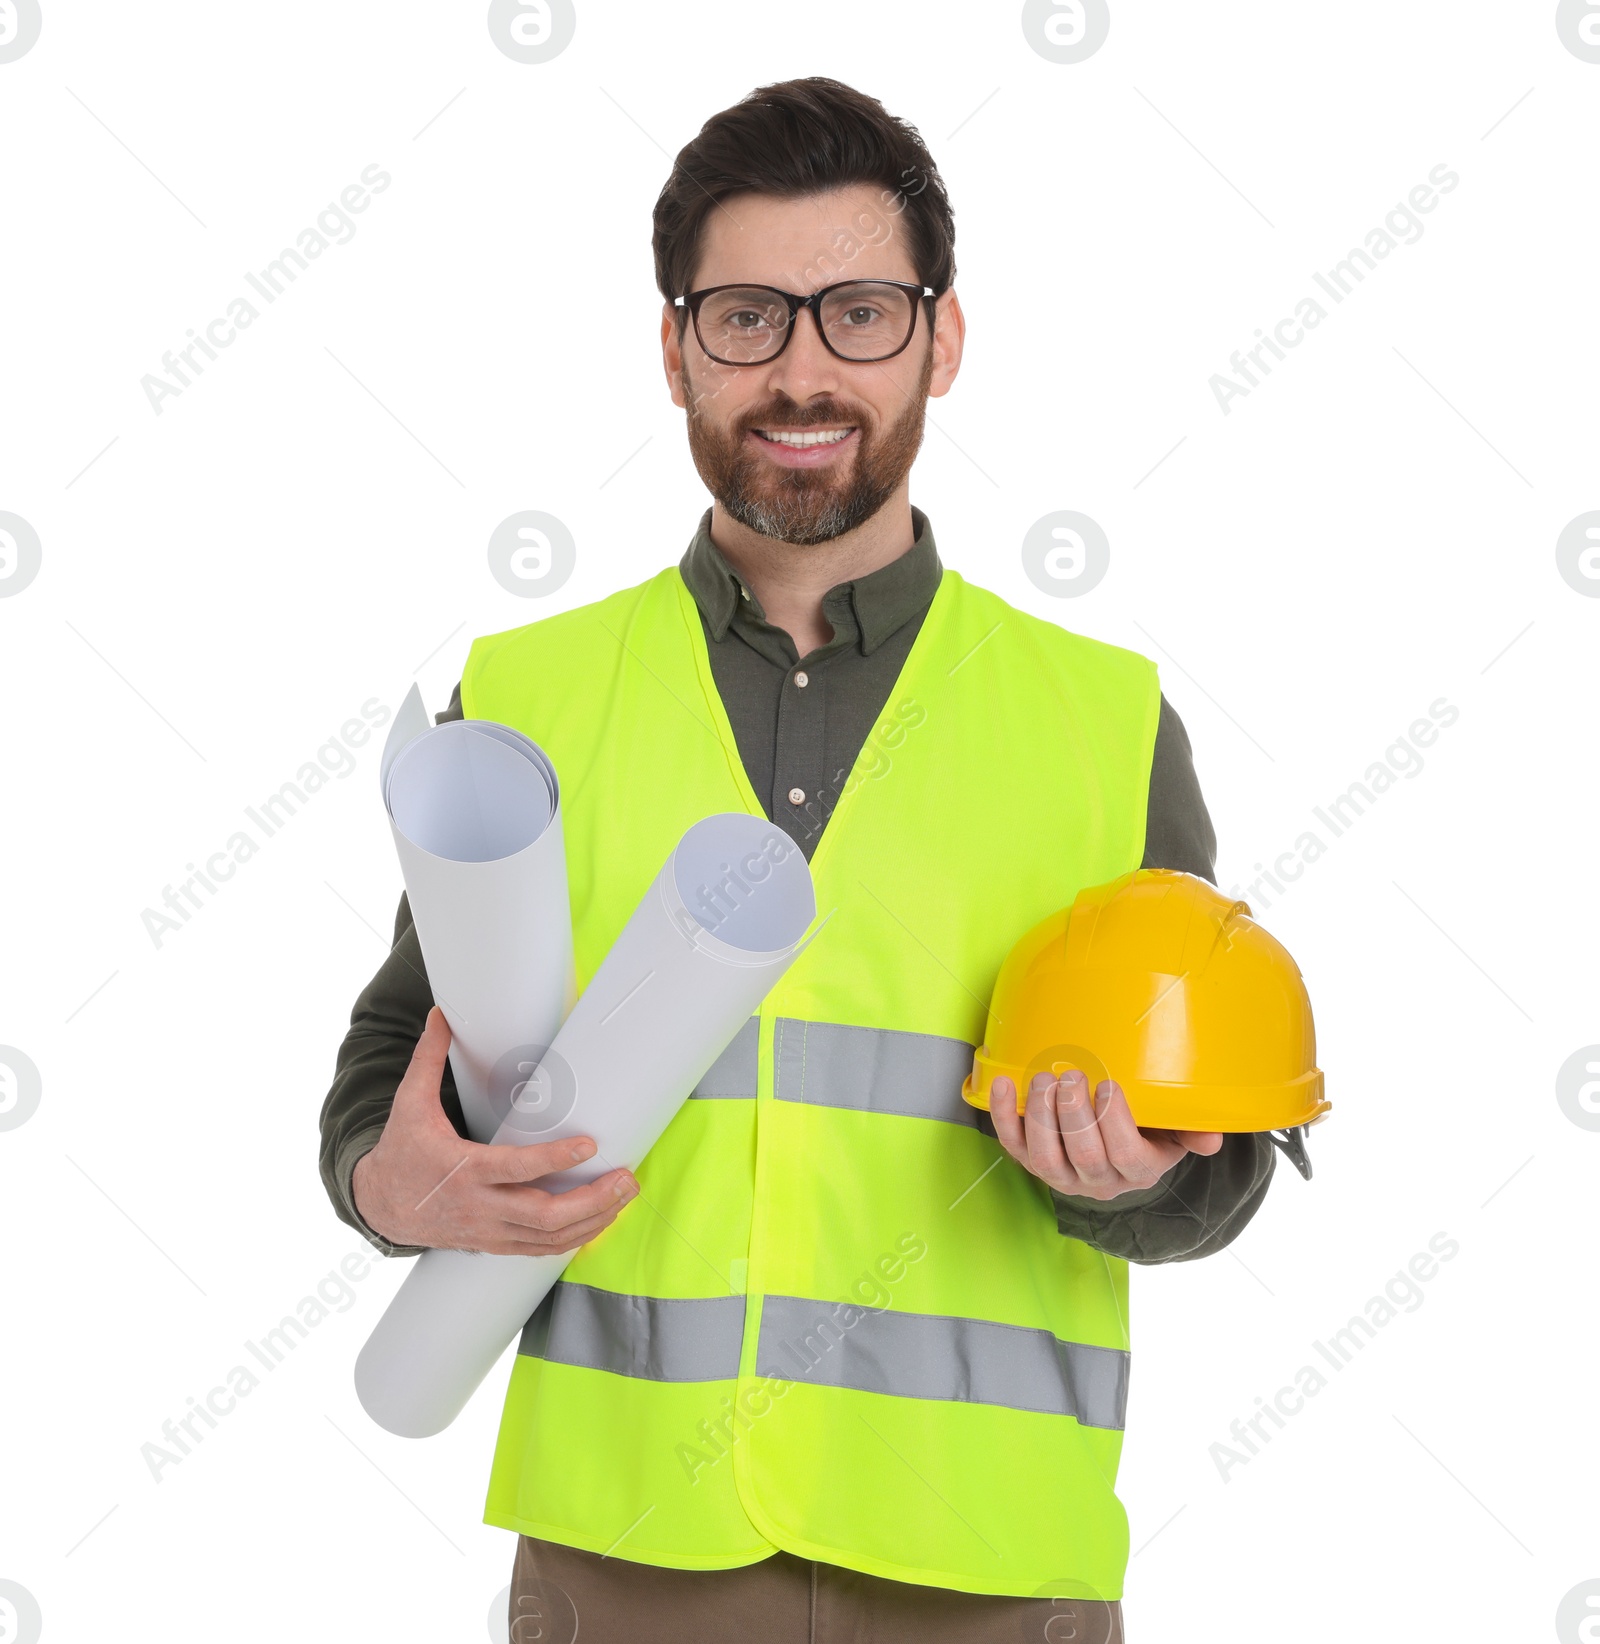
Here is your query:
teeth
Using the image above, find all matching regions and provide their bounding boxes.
[758,428,854,447]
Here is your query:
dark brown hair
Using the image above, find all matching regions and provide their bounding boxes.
[652,77,956,311]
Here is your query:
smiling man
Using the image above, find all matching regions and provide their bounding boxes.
[320,78,1277,1644]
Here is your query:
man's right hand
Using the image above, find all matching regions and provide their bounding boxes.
[352,1007,638,1255]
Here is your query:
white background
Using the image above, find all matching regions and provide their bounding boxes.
[2,2,1597,1640]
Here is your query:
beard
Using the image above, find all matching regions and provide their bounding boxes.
[682,342,934,546]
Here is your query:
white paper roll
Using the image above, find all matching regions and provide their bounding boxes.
[378,684,575,1143]
[354,812,818,1438]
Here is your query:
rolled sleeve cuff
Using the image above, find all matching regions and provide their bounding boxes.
[334,1127,427,1259]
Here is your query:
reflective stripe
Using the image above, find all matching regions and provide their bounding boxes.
[519,1282,745,1382]
[520,1283,1129,1430]
[773,1018,978,1128]
[689,1016,759,1099]
[756,1295,1129,1431]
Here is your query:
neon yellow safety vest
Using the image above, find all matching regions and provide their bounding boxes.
[462,561,1160,1600]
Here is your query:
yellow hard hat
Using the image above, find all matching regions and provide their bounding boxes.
[961,868,1329,1177]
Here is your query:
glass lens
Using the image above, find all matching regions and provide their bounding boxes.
[695,287,791,363]
[819,282,915,360]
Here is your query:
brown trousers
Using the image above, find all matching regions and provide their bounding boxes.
[509,1534,1124,1643]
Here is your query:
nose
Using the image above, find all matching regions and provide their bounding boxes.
[763,300,843,403]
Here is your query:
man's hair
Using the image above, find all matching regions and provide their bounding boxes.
[652,77,956,311]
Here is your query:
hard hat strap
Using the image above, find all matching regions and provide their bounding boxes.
[1268,1126,1314,1181]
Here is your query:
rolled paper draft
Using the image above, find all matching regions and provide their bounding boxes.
[378,683,576,1143]
[354,811,818,1438]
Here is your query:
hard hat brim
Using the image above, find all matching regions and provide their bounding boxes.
[962,1052,1330,1134]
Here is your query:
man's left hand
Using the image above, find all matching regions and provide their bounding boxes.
[989,1069,1224,1201]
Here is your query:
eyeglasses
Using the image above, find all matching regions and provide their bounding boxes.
[675,279,935,366]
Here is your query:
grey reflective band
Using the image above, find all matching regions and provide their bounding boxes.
[773,1018,978,1128]
[689,1016,759,1099]
[520,1283,1128,1429]
[757,1295,1129,1430]
[689,1017,982,1124]
[519,1282,745,1382]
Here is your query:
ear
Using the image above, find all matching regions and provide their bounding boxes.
[662,304,688,408]
[927,288,966,401]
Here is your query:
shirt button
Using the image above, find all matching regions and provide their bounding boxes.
[788,786,806,805]
[794,670,809,687]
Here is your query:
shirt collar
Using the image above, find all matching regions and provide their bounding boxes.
[678,507,942,656]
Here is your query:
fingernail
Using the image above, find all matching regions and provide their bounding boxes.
[614,1177,634,1198]
[570,1141,592,1162]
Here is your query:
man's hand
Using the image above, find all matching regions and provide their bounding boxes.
[989,1069,1224,1202]
[352,1007,638,1254]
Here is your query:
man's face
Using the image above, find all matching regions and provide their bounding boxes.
[662,185,962,546]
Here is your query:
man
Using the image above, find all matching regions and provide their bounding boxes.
[321,77,1276,1643]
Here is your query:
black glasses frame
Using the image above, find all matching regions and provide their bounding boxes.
[674,279,936,366]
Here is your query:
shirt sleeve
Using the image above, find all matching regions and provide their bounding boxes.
[1139,692,1218,883]
[1047,692,1279,1264]
[316,683,465,1256]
